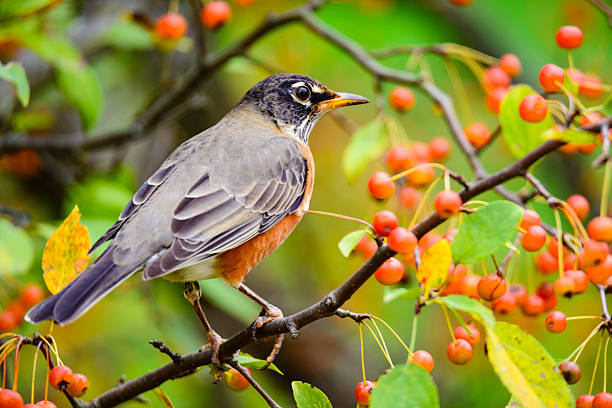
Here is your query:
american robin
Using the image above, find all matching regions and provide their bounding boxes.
[26,73,368,365]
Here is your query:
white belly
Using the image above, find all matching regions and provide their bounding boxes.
[162,256,220,282]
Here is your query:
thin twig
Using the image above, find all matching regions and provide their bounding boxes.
[228,360,282,408]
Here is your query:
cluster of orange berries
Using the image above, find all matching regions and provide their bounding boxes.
[154,0,256,41]
[0,284,45,333]
[0,365,88,408]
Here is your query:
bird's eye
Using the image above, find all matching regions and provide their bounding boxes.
[295,86,310,102]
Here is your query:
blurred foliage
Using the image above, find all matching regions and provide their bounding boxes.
[0,0,611,407]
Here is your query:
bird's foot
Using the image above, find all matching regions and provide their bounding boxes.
[248,306,285,369]
[201,329,226,371]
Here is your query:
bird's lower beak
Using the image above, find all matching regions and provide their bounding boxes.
[315,92,370,110]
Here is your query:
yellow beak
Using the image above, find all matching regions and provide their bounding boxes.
[315,92,370,110]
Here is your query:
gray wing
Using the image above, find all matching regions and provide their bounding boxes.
[142,136,307,279]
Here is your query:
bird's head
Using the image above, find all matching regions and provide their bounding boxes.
[239,73,369,144]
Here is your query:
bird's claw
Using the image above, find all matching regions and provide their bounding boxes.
[247,306,285,368]
[201,330,226,371]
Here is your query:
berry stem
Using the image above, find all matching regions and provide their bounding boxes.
[566,316,606,321]
[444,171,451,191]
[371,315,414,357]
[363,321,393,368]
[358,323,367,385]
[567,50,575,75]
[589,334,604,395]
[604,334,610,393]
[409,312,418,352]
[441,304,456,342]
[305,210,374,231]
[12,338,23,391]
[168,0,179,13]
[600,160,611,218]
[566,322,605,362]
[408,175,442,229]
[44,346,49,402]
[553,209,564,279]
[599,285,612,321]
[31,342,42,404]
[389,162,447,182]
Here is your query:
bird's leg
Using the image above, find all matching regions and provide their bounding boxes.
[183,281,225,369]
[238,283,285,367]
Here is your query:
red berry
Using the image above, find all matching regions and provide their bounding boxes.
[24,405,38,408]
[399,187,420,209]
[368,171,395,200]
[236,0,256,5]
[536,251,557,275]
[389,87,415,111]
[355,235,377,258]
[200,1,231,29]
[519,94,548,123]
[485,87,508,115]
[482,66,510,93]
[446,339,473,365]
[521,294,545,316]
[477,274,507,301]
[581,239,610,268]
[556,25,584,49]
[559,361,581,384]
[388,227,417,254]
[509,284,528,304]
[374,257,405,285]
[448,0,474,5]
[155,12,187,40]
[538,64,565,93]
[545,311,567,333]
[6,301,24,323]
[464,123,490,148]
[554,276,575,296]
[20,284,44,308]
[406,166,435,188]
[372,210,398,236]
[411,142,431,163]
[0,389,23,408]
[576,394,595,408]
[587,216,612,242]
[49,365,74,390]
[428,138,451,162]
[354,381,376,405]
[567,68,585,88]
[409,350,435,373]
[224,367,250,391]
[491,291,519,314]
[35,402,57,408]
[593,393,612,408]
[66,373,89,397]
[536,282,555,299]
[0,310,17,332]
[519,209,541,230]
[459,274,481,299]
[580,74,603,99]
[565,269,589,294]
[434,190,462,218]
[454,324,480,345]
[499,54,522,77]
[585,254,612,284]
[567,194,590,220]
[386,145,414,172]
[521,225,547,252]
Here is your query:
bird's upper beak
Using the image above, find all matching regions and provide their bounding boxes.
[315,92,370,111]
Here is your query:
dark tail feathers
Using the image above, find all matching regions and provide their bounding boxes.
[25,247,141,326]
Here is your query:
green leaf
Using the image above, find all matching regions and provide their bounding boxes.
[417,239,452,298]
[383,286,421,303]
[338,230,367,257]
[56,64,103,130]
[370,364,439,408]
[11,109,54,132]
[500,85,554,158]
[436,295,496,328]
[0,62,30,107]
[342,119,389,183]
[98,20,154,50]
[236,353,283,375]
[0,0,59,20]
[21,34,82,71]
[292,381,332,408]
[542,127,596,145]
[450,201,523,265]
[486,322,573,408]
[0,219,34,276]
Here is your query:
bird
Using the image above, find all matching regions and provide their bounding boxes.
[26,73,369,365]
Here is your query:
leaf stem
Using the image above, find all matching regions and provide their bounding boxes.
[441,304,456,342]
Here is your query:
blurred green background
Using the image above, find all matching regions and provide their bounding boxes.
[1,0,611,406]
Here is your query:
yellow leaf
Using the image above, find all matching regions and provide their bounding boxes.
[417,239,452,298]
[42,206,90,294]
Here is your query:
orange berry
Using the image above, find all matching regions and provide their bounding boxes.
[386,145,414,172]
[434,190,462,218]
[539,64,565,93]
[354,381,376,405]
[448,0,474,5]
[535,251,557,275]
[372,210,398,237]
[66,373,89,397]
[406,166,435,188]
[0,389,23,408]
[545,311,567,333]
[36,402,58,408]
[0,310,17,332]
[411,142,431,163]
[155,12,187,40]
[428,137,451,162]
[459,274,481,299]
[200,1,231,29]
[499,54,522,77]
[519,94,548,123]
[374,257,405,285]
[446,339,473,365]
[49,365,73,390]
[409,350,434,373]
[555,25,583,49]
[581,74,603,99]
[565,269,590,293]
[491,291,519,314]
[519,209,541,230]
[389,87,415,111]
[388,227,417,254]
[355,235,377,258]
[587,216,612,242]
[224,368,250,391]
[20,283,44,308]
[580,239,609,268]
[485,87,507,114]
[477,274,507,301]
[554,276,575,296]
[454,324,480,345]
[482,66,510,93]
[464,122,490,148]
[558,142,579,155]
[585,254,612,284]
[567,194,590,220]
[521,294,545,316]
[509,283,528,304]
[593,392,612,407]
[521,225,547,252]
[368,171,395,200]
[399,186,420,209]
[575,394,594,408]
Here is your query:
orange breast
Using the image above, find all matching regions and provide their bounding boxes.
[215,213,302,287]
